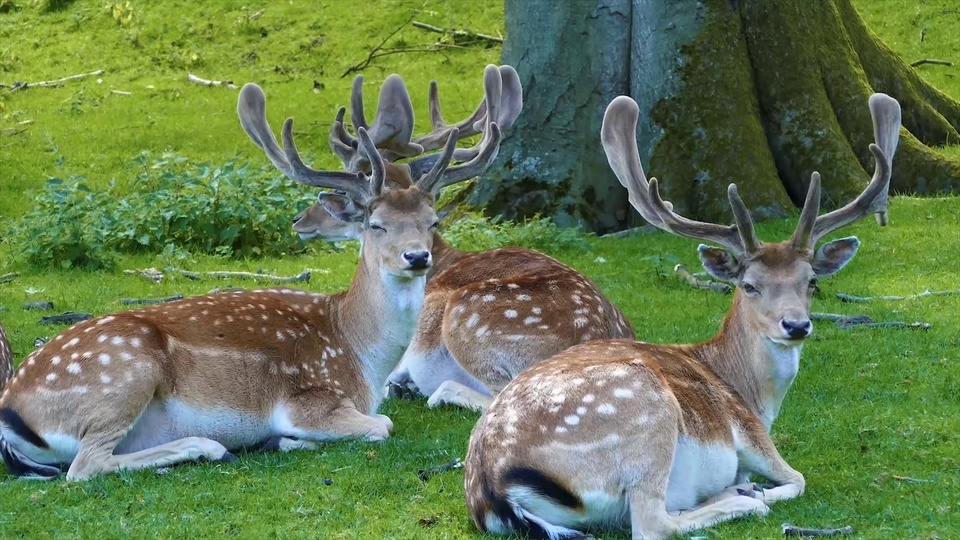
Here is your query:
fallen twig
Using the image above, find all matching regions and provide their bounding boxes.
[782,523,853,537]
[40,312,94,325]
[0,272,19,284]
[124,268,164,283]
[417,457,463,482]
[178,270,311,284]
[811,312,930,330]
[187,72,238,89]
[208,287,248,295]
[892,474,930,483]
[837,288,960,303]
[910,58,953,67]
[110,89,133,96]
[341,4,425,78]
[2,69,104,91]
[24,301,54,311]
[674,264,732,294]
[118,294,184,306]
[600,224,658,238]
[412,21,503,44]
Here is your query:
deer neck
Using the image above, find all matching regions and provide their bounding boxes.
[690,292,802,431]
[332,248,426,409]
[429,232,467,277]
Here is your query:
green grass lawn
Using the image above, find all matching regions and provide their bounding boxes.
[1,0,960,539]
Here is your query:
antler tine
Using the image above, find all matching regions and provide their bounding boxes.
[789,172,823,250]
[809,93,901,245]
[350,75,369,132]
[366,74,423,159]
[356,127,386,198]
[411,76,488,152]
[727,184,761,255]
[416,128,461,194]
[238,83,370,201]
[493,65,523,132]
[417,123,502,195]
[329,106,360,170]
[280,118,371,200]
[600,96,669,229]
[647,178,746,255]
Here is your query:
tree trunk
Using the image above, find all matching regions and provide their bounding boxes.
[479,0,960,232]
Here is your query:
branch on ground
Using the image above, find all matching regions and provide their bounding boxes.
[1,69,104,91]
[600,225,658,238]
[674,264,732,294]
[910,58,953,67]
[341,3,426,78]
[0,272,19,284]
[40,312,93,325]
[412,21,503,44]
[126,268,311,284]
[118,294,184,306]
[187,73,238,89]
[811,313,931,330]
[837,289,960,303]
[417,458,463,482]
[782,523,853,537]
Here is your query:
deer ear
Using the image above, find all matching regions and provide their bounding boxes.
[698,245,743,282]
[812,236,860,276]
[318,192,365,224]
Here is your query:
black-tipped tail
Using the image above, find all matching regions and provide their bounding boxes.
[476,466,589,540]
[0,407,60,479]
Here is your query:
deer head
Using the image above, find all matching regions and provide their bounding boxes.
[295,65,522,244]
[602,93,900,346]
[238,82,502,277]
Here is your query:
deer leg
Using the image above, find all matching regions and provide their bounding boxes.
[283,391,393,443]
[67,433,231,481]
[426,380,494,411]
[736,434,805,505]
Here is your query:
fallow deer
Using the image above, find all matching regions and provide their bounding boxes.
[0,322,12,391]
[464,92,901,539]
[0,79,500,480]
[295,65,635,411]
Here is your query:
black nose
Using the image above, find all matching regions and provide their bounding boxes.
[780,319,812,339]
[402,250,431,270]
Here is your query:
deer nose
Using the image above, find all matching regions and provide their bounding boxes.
[402,250,431,270]
[780,318,812,340]
[292,213,303,225]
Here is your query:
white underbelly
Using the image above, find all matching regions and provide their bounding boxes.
[665,435,739,511]
[116,399,271,454]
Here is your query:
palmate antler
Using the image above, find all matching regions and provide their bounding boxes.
[329,64,521,193]
[600,93,901,256]
[237,83,386,204]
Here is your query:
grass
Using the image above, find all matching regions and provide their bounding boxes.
[1,0,960,539]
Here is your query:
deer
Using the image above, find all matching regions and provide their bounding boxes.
[0,77,500,481]
[464,92,901,540]
[292,65,635,412]
[0,322,12,392]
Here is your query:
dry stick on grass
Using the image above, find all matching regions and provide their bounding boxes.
[412,21,503,44]
[910,58,953,67]
[837,288,960,303]
[118,294,184,306]
[417,458,463,482]
[782,523,854,537]
[178,269,311,283]
[124,268,165,283]
[674,264,732,294]
[600,224,658,238]
[187,73,238,89]
[0,272,19,284]
[1,69,104,91]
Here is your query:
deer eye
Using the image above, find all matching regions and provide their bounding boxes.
[428,220,439,231]
[741,282,760,296]
[370,224,387,233]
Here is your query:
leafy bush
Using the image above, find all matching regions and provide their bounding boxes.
[441,211,594,254]
[4,153,317,269]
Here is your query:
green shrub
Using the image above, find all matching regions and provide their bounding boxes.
[441,211,594,254]
[4,152,318,269]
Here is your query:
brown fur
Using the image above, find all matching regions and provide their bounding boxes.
[0,322,12,391]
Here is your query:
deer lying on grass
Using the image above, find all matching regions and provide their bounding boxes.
[0,322,12,391]
[294,65,635,411]
[0,80,499,480]
[464,92,901,539]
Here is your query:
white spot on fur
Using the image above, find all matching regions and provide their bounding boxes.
[523,316,541,325]
[597,403,617,414]
[100,374,113,384]
[62,337,79,349]
[582,394,595,403]
[98,353,111,365]
[564,414,580,426]
[111,336,125,346]
[51,356,62,366]
[467,314,480,328]
[517,294,532,301]
[130,338,142,348]
[614,388,634,399]
[531,307,542,315]
[482,294,496,302]
[46,373,57,382]
[504,309,518,319]
[66,363,81,374]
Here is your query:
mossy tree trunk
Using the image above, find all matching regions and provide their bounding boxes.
[477,0,960,233]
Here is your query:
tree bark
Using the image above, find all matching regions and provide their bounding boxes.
[480,0,960,232]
